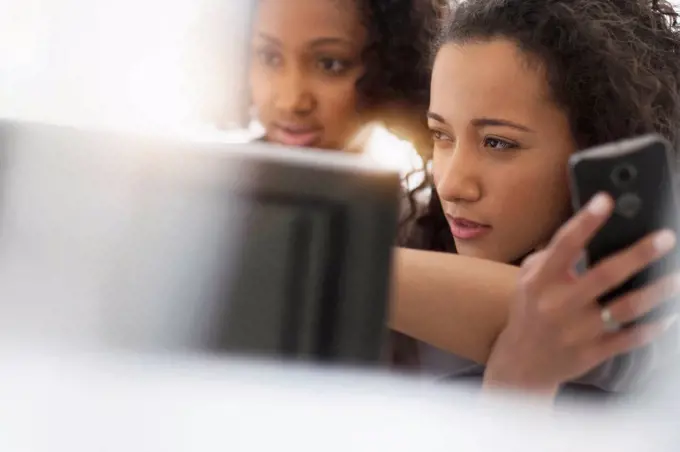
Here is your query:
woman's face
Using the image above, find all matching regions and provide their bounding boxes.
[428,40,576,263]
[250,0,367,150]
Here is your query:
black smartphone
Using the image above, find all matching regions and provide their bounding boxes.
[569,134,680,320]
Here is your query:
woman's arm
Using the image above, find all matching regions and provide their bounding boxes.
[388,247,676,394]
[388,247,519,364]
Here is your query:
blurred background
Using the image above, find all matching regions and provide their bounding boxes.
[0,0,423,177]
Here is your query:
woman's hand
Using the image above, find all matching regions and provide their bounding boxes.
[483,193,679,397]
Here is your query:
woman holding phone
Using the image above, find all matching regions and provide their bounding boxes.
[249,0,680,398]
[399,0,680,398]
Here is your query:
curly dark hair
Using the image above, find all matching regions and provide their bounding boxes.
[401,0,680,254]
[354,0,449,151]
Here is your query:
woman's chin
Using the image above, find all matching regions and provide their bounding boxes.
[454,241,493,261]
[265,135,343,152]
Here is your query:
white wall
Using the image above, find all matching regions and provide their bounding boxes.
[0,0,255,133]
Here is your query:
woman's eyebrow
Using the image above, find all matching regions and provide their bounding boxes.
[426,111,447,123]
[256,33,282,47]
[471,117,534,132]
[309,37,354,49]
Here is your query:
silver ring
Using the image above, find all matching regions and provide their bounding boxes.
[601,307,621,333]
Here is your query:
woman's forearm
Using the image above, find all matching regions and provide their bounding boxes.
[388,248,519,364]
[388,248,672,392]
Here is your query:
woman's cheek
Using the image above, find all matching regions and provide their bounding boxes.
[431,150,448,188]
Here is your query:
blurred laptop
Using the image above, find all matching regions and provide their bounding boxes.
[0,119,400,365]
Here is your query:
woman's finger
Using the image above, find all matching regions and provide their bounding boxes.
[536,193,613,281]
[572,229,676,308]
[572,272,680,342]
[584,316,678,368]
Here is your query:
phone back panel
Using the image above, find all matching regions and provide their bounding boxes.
[569,135,680,309]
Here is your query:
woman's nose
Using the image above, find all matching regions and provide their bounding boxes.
[273,67,315,116]
[436,143,482,204]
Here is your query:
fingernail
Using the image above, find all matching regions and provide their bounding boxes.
[653,230,677,253]
[587,193,611,216]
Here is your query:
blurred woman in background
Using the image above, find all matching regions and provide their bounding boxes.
[249,0,445,152]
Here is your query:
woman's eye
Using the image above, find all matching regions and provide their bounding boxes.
[431,130,452,142]
[257,49,282,67]
[483,137,518,150]
[317,57,349,75]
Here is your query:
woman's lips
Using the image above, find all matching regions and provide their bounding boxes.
[447,216,491,240]
[270,125,322,147]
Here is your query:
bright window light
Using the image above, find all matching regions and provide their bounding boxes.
[0,0,254,135]
[361,124,426,190]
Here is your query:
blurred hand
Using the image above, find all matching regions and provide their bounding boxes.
[483,193,679,397]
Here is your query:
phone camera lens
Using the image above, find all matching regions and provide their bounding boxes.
[616,192,642,219]
[611,163,637,187]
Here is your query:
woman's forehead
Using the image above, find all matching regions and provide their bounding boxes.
[430,41,558,126]
[255,0,366,43]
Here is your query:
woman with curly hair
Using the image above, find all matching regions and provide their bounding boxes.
[399,0,680,398]
[248,0,442,152]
